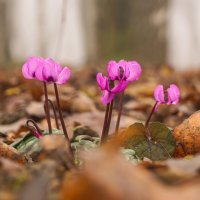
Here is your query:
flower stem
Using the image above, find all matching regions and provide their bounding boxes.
[101,99,114,143]
[115,91,124,134]
[26,119,42,134]
[105,100,114,137]
[44,99,60,129]
[43,82,52,134]
[101,103,110,142]
[145,101,158,128]
[53,83,69,141]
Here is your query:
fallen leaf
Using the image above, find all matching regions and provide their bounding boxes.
[173,110,200,157]
[0,141,26,164]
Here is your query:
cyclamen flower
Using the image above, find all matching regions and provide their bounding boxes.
[96,73,128,104]
[96,59,141,105]
[22,57,71,84]
[154,84,180,108]
[108,59,141,82]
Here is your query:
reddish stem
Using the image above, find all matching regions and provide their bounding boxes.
[145,101,158,129]
[115,91,124,134]
[53,83,69,141]
[44,99,60,129]
[43,82,52,134]
[101,103,110,142]
[105,99,114,137]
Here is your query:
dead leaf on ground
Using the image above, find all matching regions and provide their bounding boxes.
[61,147,200,200]
[173,110,200,157]
[0,141,26,164]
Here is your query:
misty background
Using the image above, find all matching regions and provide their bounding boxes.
[0,0,200,70]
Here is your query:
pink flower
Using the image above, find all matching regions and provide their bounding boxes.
[96,73,128,104]
[167,84,180,104]
[22,57,44,79]
[22,57,71,85]
[96,59,141,105]
[154,84,180,109]
[40,58,71,84]
[107,59,141,82]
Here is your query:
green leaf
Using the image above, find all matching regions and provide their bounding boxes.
[11,129,63,156]
[122,122,176,161]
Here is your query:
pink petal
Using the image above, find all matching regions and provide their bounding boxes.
[35,63,45,81]
[101,90,115,105]
[96,73,108,90]
[107,60,119,80]
[126,61,142,82]
[28,57,40,76]
[111,80,128,93]
[42,58,60,82]
[22,63,33,79]
[56,67,71,84]
[154,85,165,103]
[43,59,54,79]
[167,84,180,104]
[118,59,129,79]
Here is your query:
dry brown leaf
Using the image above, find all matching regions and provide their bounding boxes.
[0,141,26,164]
[0,118,27,133]
[173,111,200,157]
[26,101,45,118]
[61,148,200,200]
[0,157,22,171]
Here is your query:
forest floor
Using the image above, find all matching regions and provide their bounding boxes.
[0,65,200,200]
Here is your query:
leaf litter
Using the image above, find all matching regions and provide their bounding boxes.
[0,66,200,199]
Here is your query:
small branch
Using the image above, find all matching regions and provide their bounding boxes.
[115,91,124,134]
[43,82,52,134]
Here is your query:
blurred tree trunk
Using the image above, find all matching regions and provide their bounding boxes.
[81,0,97,64]
[96,0,167,65]
[0,0,10,65]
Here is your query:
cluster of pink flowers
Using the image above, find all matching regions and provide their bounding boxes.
[22,57,71,84]
[96,60,142,104]
[22,56,181,143]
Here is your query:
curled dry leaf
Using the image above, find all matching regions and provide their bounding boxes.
[0,141,26,164]
[173,111,200,157]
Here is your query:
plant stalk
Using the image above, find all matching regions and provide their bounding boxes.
[54,83,69,141]
[115,91,124,134]
[44,99,60,129]
[105,99,114,138]
[145,101,158,129]
[101,103,110,143]
[43,82,52,134]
